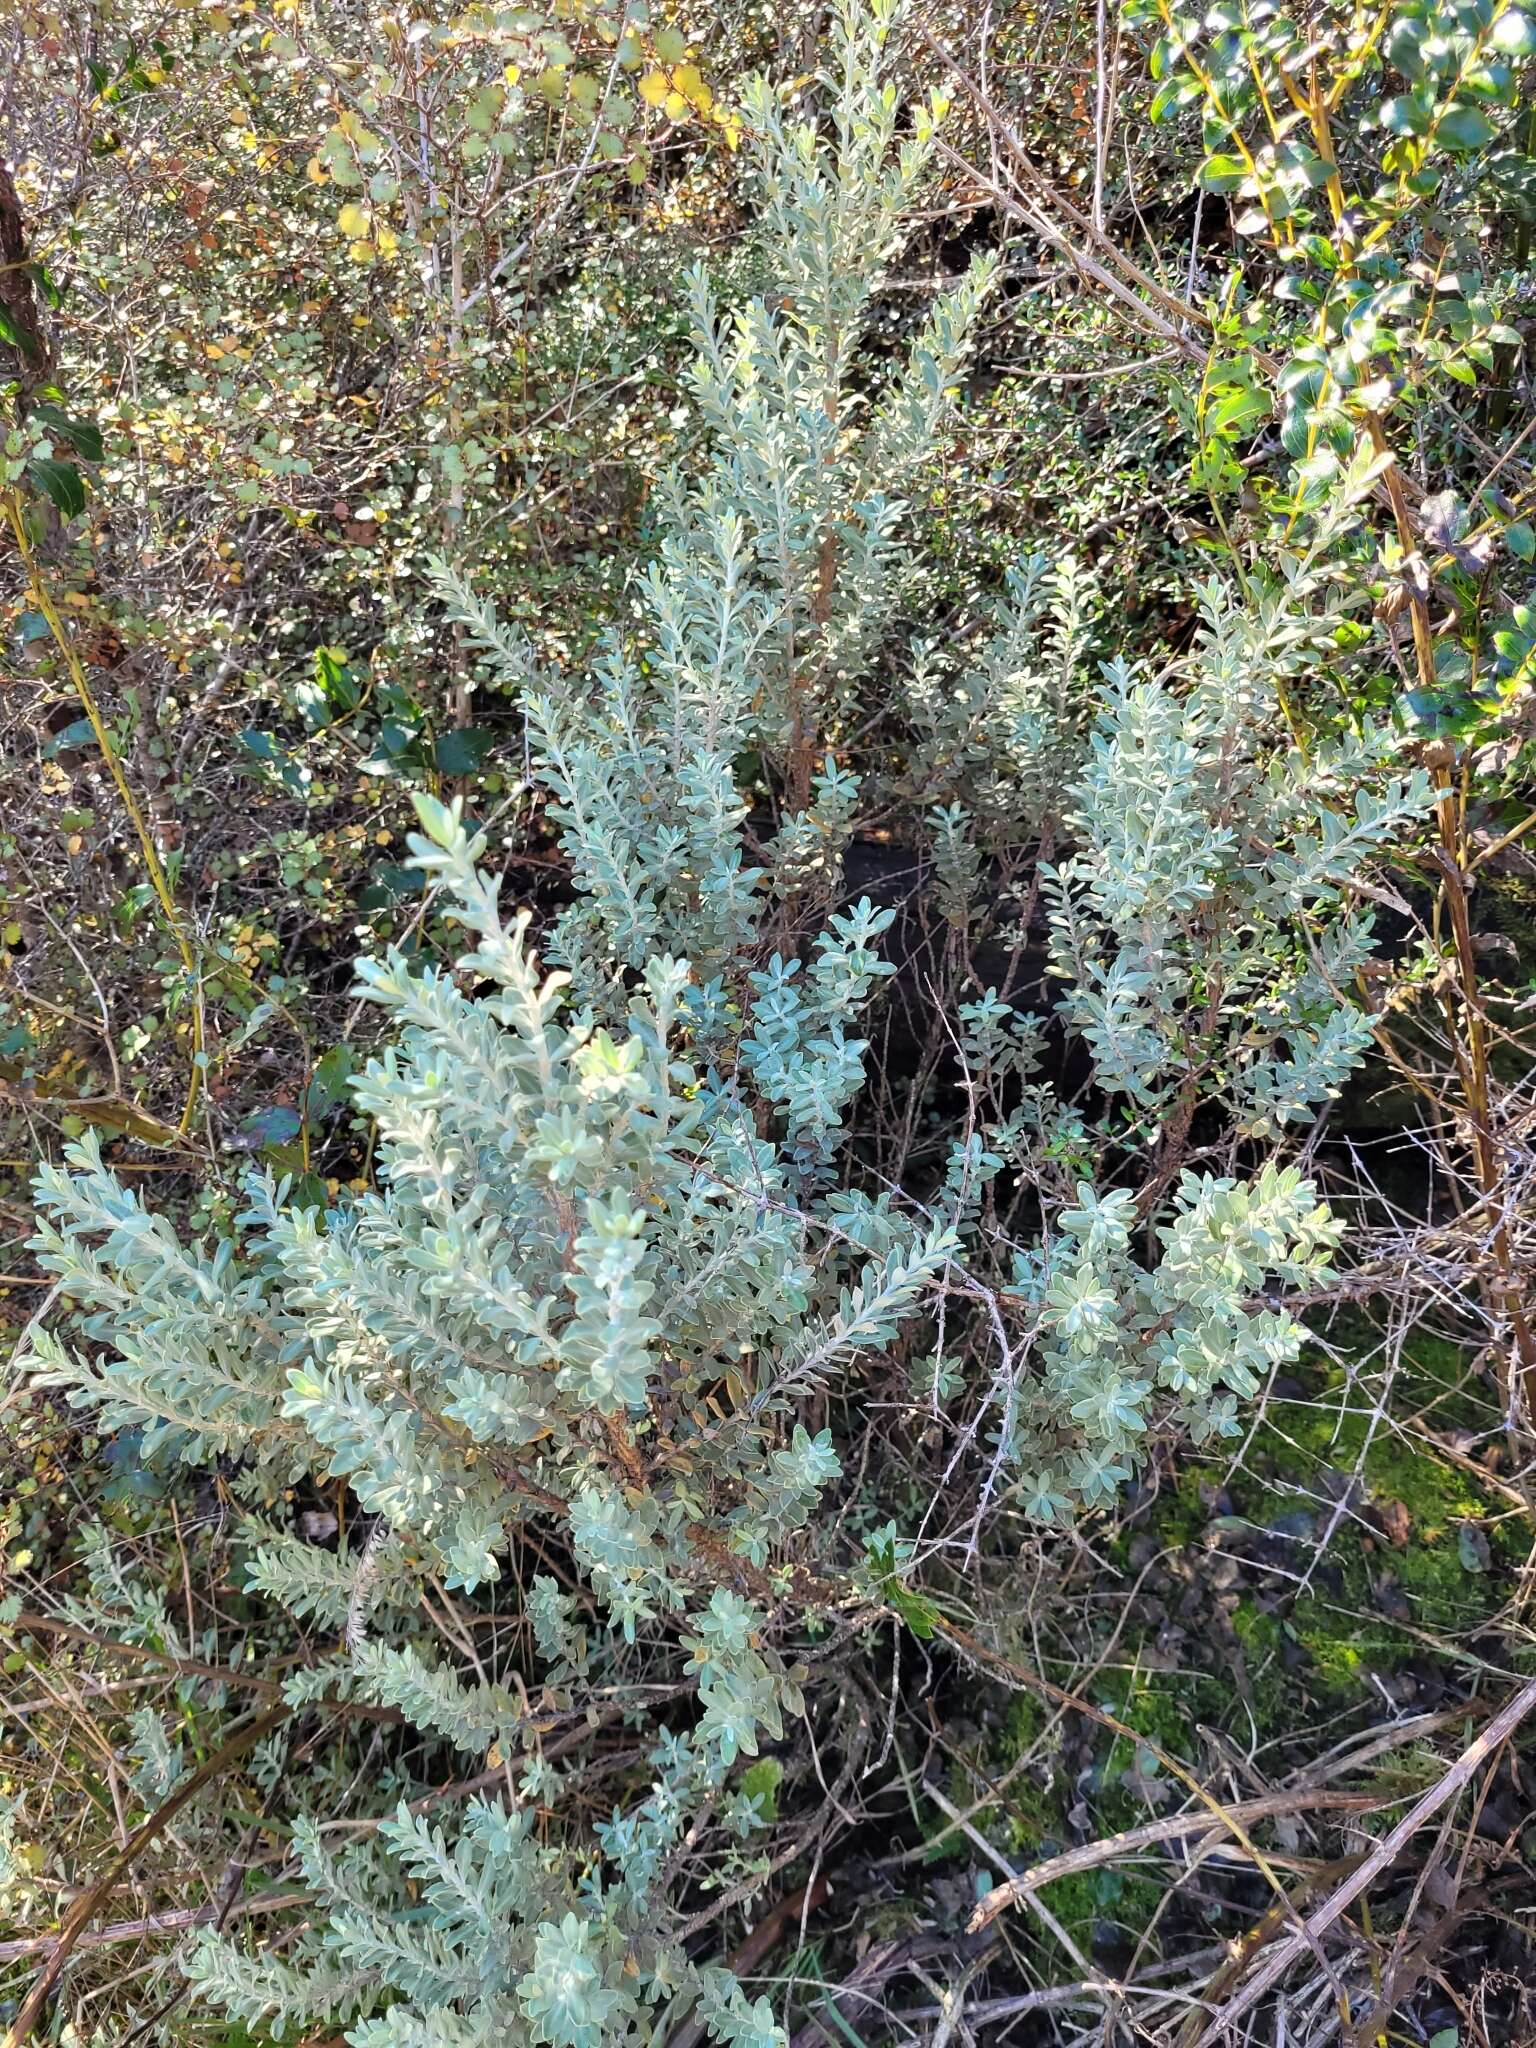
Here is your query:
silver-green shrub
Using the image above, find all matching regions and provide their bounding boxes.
[17,5,1434,2041]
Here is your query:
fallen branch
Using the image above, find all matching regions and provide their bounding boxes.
[1,1705,290,2048]
[0,1889,311,1966]
[967,1788,1384,1932]
[1188,1673,1536,2045]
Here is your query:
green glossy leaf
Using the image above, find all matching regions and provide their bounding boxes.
[1199,152,1248,192]
[26,261,65,310]
[32,403,104,464]
[1437,102,1496,150]
[740,1757,781,1819]
[1491,8,1535,54]
[305,1045,358,1116]
[1386,15,1428,78]
[238,1103,303,1150]
[434,726,495,775]
[25,457,86,517]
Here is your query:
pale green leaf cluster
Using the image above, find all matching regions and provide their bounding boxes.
[1044,569,1431,1139]
[182,1735,776,2048]
[13,7,1442,2042]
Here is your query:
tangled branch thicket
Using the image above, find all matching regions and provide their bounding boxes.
[3,0,1536,2042]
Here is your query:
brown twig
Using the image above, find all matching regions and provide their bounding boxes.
[1187,1673,1536,2044]
[666,1877,831,2048]
[1,1705,290,2048]
[7,1613,404,1723]
[968,1789,1384,1932]
[0,1889,312,1966]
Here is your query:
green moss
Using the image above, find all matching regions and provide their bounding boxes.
[1031,1865,1169,1960]
[1156,1463,1213,1548]
[928,1700,1171,1958]
[1228,1601,1292,1731]
[1000,1693,1046,1755]
[1391,1330,1501,1438]
[1097,1673,1203,1773]
[922,1695,1054,1864]
[933,1329,1529,1970]
[1107,1462,1208,1571]
[1253,1394,1511,1549]
[923,1677,1184,1965]
[1233,1337,1523,1697]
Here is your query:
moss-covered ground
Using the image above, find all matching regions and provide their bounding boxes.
[923,1326,1535,1962]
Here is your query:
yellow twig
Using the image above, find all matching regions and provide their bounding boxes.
[4,488,204,1136]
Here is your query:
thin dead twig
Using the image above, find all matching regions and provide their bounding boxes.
[0,1705,289,2048]
[0,1889,311,1966]
[968,1789,1384,1932]
[1188,1673,1536,2045]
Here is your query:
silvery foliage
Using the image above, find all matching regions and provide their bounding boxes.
[22,12,981,2037]
[28,796,947,2043]
[919,455,1434,1513]
[1044,558,1431,1143]
[1002,1163,1346,1517]
[0,1796,34,1918]
[30,795,949,1612]
[16,5,1436,2039]
[903,551,1100,836]
[178,1747,782,2048]
[433,0,993,1038]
